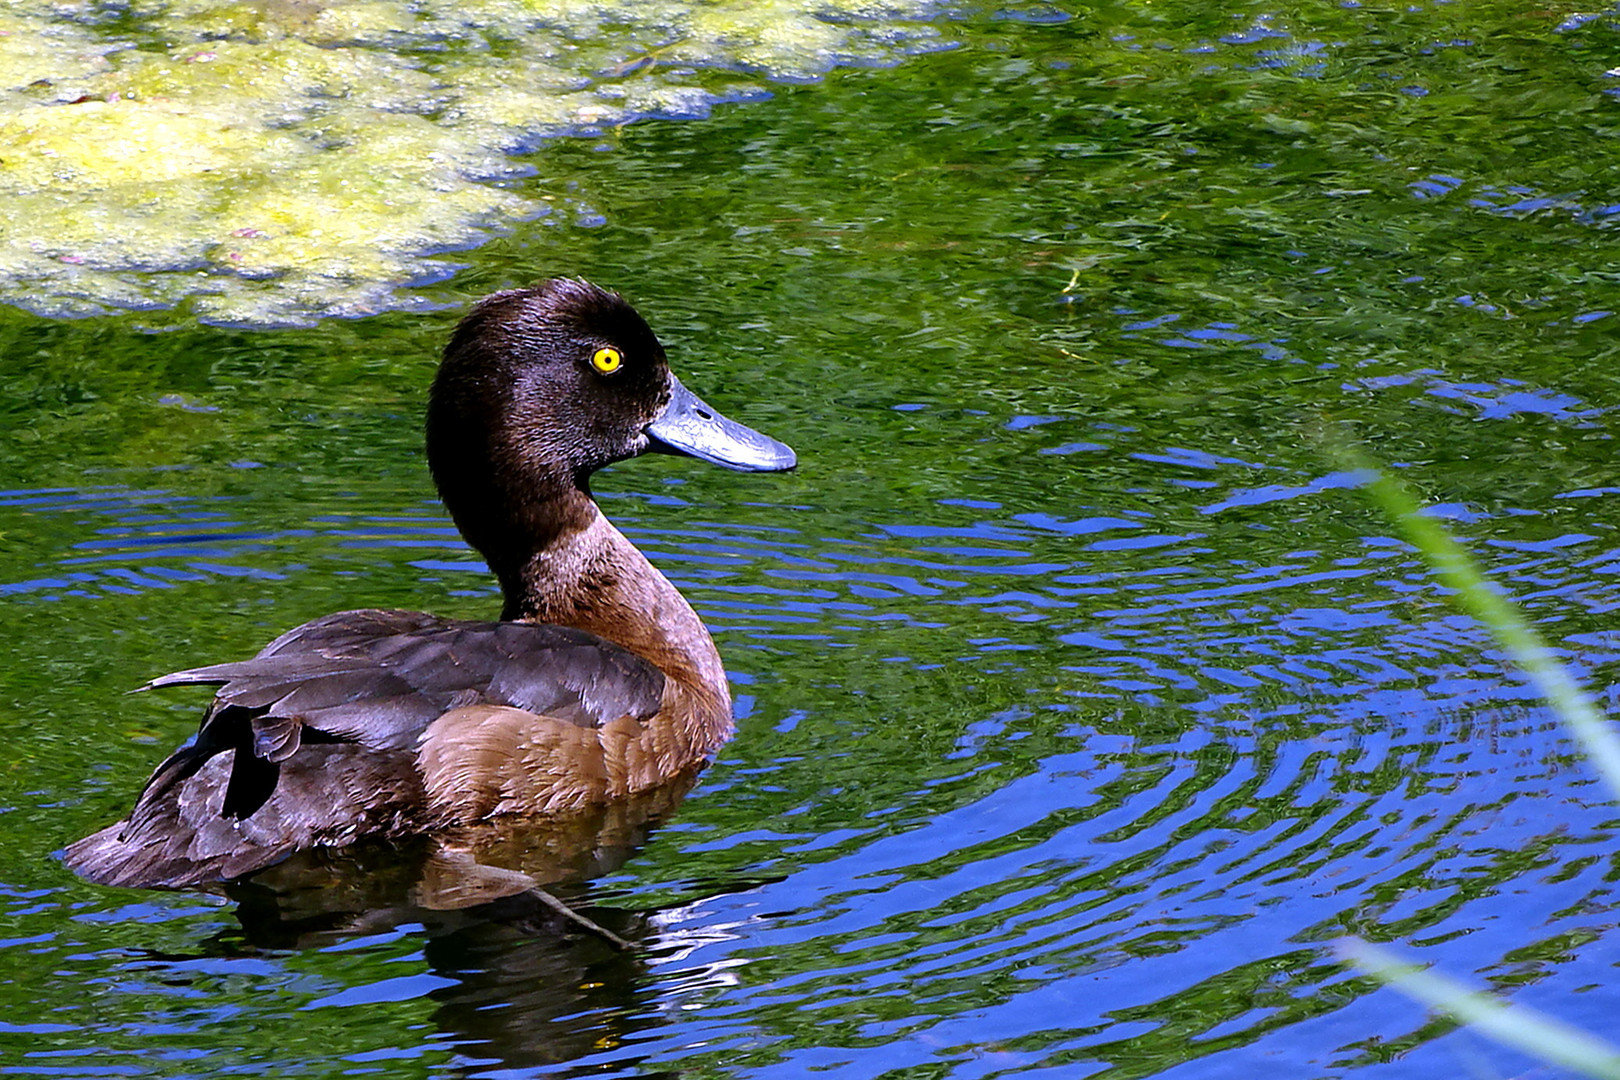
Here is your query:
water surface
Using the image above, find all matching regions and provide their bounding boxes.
[4,3,1620,1078]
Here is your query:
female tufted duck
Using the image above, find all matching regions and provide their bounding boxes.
[65,279,795,889]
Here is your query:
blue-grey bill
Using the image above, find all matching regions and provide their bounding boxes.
[646,377,797,472]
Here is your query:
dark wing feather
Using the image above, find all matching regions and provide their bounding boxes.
[292,691,471,748]
[157,609,665,751]
[67,743,427,888]
[250,713,303,762]
[67,609,667,886]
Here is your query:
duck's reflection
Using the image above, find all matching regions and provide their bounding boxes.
[215,779,717,1074]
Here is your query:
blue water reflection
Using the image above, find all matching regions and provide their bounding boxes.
[6,1,1620,1074]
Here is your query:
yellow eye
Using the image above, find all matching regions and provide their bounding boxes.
[591,346,623,374]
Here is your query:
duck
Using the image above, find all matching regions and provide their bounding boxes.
[65,278,796,890]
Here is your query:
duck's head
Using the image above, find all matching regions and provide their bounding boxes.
[426,280,795,593]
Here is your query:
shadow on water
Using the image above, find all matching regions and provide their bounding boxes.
[140,779,778,1077]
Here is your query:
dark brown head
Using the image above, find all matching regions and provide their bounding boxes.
[426,280,794,603]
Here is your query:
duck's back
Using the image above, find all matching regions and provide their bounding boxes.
[64,609,671,888]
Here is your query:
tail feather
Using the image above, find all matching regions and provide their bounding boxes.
[64,745,426,889]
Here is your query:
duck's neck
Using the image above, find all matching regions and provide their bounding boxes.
[497,489,729,713]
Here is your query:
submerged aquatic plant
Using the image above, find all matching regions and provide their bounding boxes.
[0,1,949,327]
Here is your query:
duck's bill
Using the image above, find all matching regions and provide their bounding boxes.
[646,377,797,472]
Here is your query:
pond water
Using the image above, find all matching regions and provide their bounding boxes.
[4,3,1620,1077]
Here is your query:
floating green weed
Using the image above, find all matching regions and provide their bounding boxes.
[0,1,947,327]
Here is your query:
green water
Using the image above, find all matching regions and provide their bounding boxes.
[4,3,1620,1077]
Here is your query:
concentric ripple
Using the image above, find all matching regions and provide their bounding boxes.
[4,365,1616,1076]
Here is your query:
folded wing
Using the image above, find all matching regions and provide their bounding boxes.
[65,609,665,887]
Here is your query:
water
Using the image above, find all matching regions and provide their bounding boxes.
[4,3,1620,1077]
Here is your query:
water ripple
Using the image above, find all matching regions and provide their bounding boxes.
[11,413,1620,1079]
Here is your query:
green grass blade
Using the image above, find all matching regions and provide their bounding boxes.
[1338,939,1620,1080]
[1353,458,1620,801]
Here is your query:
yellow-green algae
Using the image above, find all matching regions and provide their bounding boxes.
[0,0,946,326]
